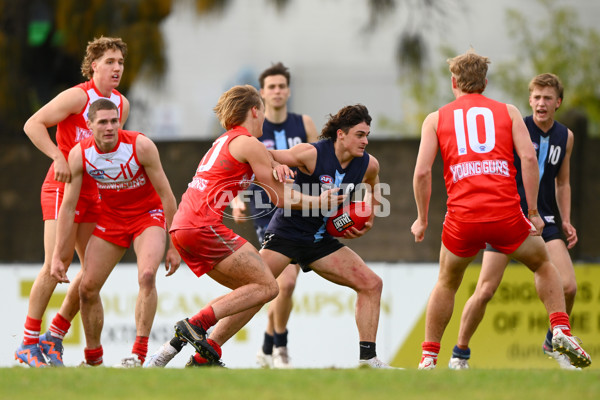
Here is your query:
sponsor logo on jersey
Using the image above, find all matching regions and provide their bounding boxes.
[449,159,510,183]
[89,169,105,178]
[75,126,93,142]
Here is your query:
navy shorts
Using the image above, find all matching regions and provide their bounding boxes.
[261,233,345,272]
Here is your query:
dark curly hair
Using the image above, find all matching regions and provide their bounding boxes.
[320,104,371,142]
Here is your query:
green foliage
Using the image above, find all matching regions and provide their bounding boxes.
[493,0,600,135]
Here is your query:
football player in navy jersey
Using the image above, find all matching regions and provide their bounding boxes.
[448,73,582,370]
[216,104,391,368]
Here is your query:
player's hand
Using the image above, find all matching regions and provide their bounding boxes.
[343,220,373,239]
[562,221,578,249]
[319,188,346,210]
[164,247,181,276]
[272,164,295,183]
[231,195,247,223]
[528,214,544,236]
[53,155,71,183]
[50,257,70,284]
[411,219,427,242]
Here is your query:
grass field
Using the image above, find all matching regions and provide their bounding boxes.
[1,367,599,400]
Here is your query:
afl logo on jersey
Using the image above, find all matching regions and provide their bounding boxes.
[533,142,539,151]
[89,169,105,178]
[262,140,275,150]
[320,175,335,191]
[320,175,333,185]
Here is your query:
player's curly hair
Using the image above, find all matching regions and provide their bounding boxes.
[258,62,291,88]
[447,49,490,94]
[214,85,263,130]
[81,36,128,79]
[320,104,371,142]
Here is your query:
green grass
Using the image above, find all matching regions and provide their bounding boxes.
[1,368,599,400]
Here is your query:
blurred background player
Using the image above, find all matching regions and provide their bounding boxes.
[411,50,591,370]
[16,37,129,367]
[448,73,581,370]
[232,62,318,368]
[51,99,180,367]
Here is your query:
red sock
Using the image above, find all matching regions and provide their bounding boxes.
[193,339,222,364]
[421,341,441,365]
[132,336,149,363]
[23,316,42,345]
[49,313,71,340]
[189,306,217,331]
[549,312,572,336]
[84,346,103,366]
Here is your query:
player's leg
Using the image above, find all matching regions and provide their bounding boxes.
[546,239,576,314]
[449,249,508,369]
[420,244,475,369]
[511,235,591,368]
[270,263,300,368]
[541,238,579,369]
[38,221,96,366]
[174,243,280,364]
[79,236,126,365]
[119,225,166,367]
[310,246,386,367]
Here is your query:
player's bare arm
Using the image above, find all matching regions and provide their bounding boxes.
[556,129,577,248]
[302,114,319,143]
[50,144,85,283]
[411,111,439,242]
[231,136,344,210]
[270,143,317,175]
[23,88,88,183]
[135,134,181,276]
[509,104,543,234]
[121,96,131,127]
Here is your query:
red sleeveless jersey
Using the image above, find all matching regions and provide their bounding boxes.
[80,130,162,219]
[44,80,124,194]
[172,127,255,230]
[437,93,521,222]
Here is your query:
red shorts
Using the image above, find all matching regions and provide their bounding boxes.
[41,185,101,223]
[93,209,166,248]
[170,225,247,278]
[442,211,533,257]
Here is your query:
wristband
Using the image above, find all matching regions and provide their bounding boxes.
[528,209,539,217]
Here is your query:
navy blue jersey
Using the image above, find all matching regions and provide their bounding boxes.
[248,112,308,226]
[266,139,370,243]
[514,116,568,226]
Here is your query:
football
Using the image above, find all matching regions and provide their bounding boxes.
[326,201,372,237]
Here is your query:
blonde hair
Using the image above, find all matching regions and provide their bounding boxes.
[213,85,263,130]
[447,50,490,94]
[529,73,564,100]
[81,36,128,79]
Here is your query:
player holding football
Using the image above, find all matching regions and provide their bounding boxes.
[146,104,391,368]
[17,37,129,367]
[411,50,591,370]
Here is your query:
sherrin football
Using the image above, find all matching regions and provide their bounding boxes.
[326,201,372,237]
